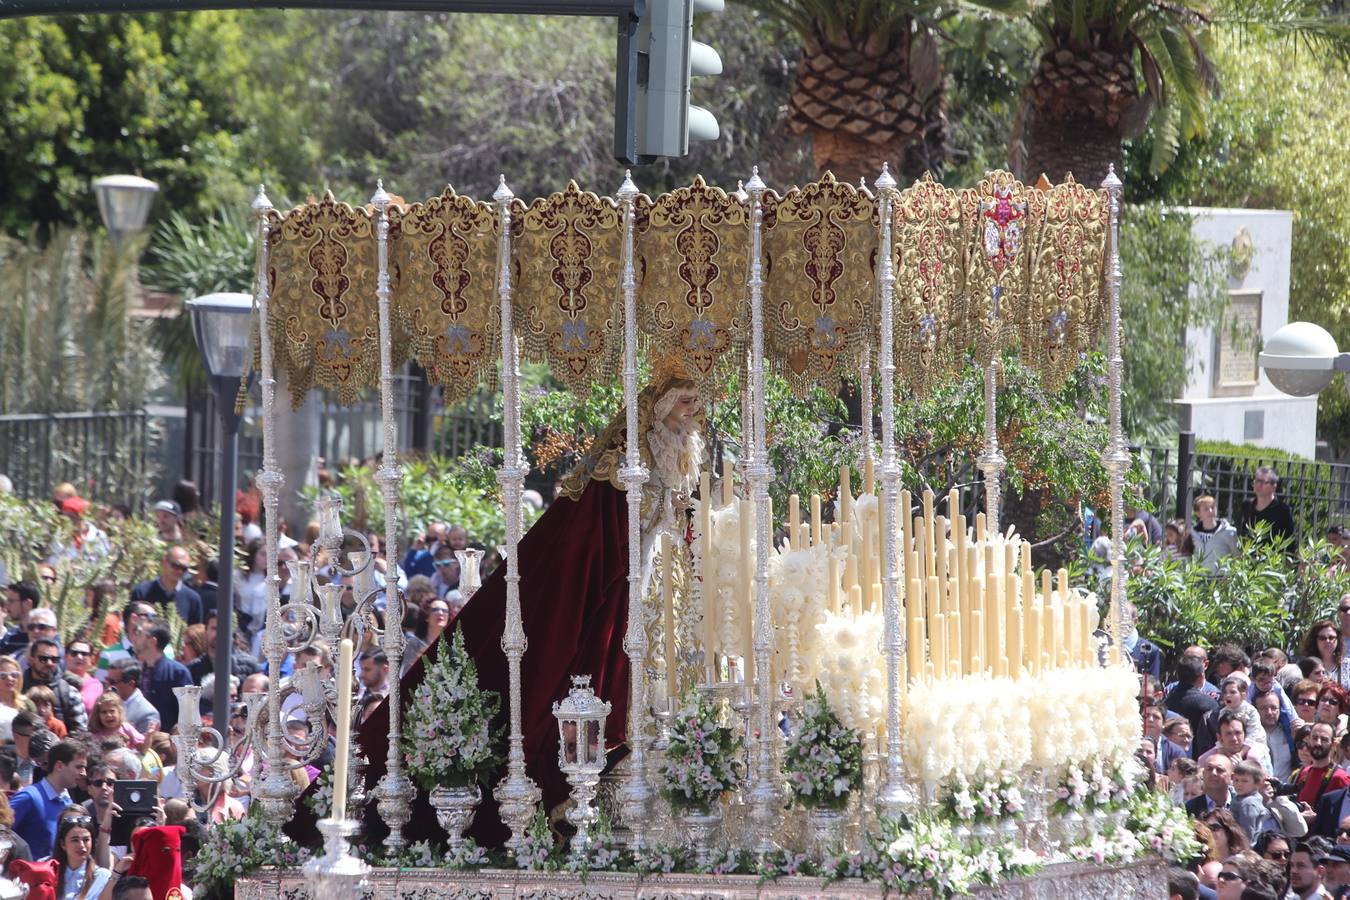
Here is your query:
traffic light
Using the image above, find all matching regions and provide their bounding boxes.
[615,0,722,164]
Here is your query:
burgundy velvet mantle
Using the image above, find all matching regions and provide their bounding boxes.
[353,476,632,848]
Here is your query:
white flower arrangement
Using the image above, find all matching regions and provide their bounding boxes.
[902,666,1139,785]
[800,609,886,735]
[401,627,501,791]
[767,540,836,686]
[1126,787,1202,863]
[940,771,1025,825]
[867,814,981,898]
[783,681,863,810]
[659,691,744,812]
[1051,754,1139,815]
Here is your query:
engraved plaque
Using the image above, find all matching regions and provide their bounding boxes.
[1214,290,1262,393]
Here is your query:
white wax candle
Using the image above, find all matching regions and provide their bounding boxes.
[333,638,354,821]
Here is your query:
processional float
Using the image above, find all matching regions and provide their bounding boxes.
[174,162,1143,889]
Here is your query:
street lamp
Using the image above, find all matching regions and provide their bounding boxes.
[1258,321,1350,397]
[92,175,159,243]
[186,291,253,726]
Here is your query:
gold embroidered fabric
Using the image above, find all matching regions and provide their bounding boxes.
[892,174,966,396]
[1022,176,1110,390]
[266,193,387,407]
[514,181,625,394]
[636,176,748,387]
[387,186,500,405]
[960,171,1042,366]
[254,172,1114,409]
[761,173,878,395]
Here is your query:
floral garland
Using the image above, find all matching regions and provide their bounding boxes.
[189,811,310,900]
[862,813,1043,899]
[372,837,490,870]
[659,690,744,812]
[783,681,863,811]
[401,627,501,791]
[1051,755,1139,816]
[939,771,1025,826]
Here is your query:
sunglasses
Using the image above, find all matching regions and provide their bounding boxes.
[34,655,60,664]
[26,624,54,633]
[1268,850,1291,860]
[1340,607,1350,614]
[1297,698,1318,707]
[428,606,450,616]
[63,815,94,828]
[168,561,190,571]
[0,672,17,681]
[1216,871,1243,883]
[434,559,455,568]
[39,575,56,583]
[1323,634,1341,641]
[66,649,90,658]
[89,779,112,788]
[12,730,31,739]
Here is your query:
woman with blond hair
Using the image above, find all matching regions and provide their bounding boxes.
[0,656,26,740]
[88,692,144,751]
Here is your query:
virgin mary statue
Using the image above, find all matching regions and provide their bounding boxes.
[356,366,704,847]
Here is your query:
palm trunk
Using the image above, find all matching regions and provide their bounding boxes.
[1012,109,1123,186]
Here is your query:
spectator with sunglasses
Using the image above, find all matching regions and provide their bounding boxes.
[62,640,102,718]
[21,638,86,733]
[128,547,203,627]
[428,545,462,602]
[1237,466,1297,547]
[10,740,86,860]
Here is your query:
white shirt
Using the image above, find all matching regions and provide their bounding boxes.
[60,865,111,900]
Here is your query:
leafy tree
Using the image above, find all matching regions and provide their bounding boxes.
[1009,0,1350,186]
[0,13,261,233]
[1124,34,1350,451]
[0,229,160,414]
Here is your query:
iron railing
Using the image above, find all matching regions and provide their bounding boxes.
[0,409,154,509]
[1134,432,1350,540]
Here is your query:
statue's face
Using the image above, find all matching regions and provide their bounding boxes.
[661,389,701,431]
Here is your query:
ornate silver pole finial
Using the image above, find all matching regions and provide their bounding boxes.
[251,184,272,216]
[367,180,414,852]
[874,163,915,814]
[492,175,541,851]
[615,168,655,850]
[1100,167,1129,666]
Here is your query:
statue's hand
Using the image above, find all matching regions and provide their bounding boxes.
[671,489,693,511]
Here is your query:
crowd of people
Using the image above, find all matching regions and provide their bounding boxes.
[0,476,484,899]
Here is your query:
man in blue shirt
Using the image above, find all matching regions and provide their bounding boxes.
[129,546,203,625]
[135,624,193,733]
[10,740,87,859]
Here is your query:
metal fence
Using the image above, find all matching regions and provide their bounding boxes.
[0,410,154,509]
[431,389,502,460]
[1134,432,1350,541]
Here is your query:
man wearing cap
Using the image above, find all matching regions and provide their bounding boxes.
[1320,845,1350,899]
[16,608,61,670]
[152,500,184,543]
[49,496,111,562]
[129,546,203,625]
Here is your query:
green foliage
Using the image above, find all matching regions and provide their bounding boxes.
[402,628,501,790]
[0,229,161,414]
[1194,439,1310,462]
[0,13,258,234]
[302,456,537,549]
[1119,527,1350,669]
[142,206,257,393]
[1124,34,1350,451]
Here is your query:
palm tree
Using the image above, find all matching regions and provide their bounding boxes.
[1010,0,1350,185]
[741,1,1017,183]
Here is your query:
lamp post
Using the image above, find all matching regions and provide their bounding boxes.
[92,175,159,244]
[186,292,253,726]
[1259,321,1350,397]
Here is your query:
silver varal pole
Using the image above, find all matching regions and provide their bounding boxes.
[492,176,541,849]
[1102,166,1129,665]
[977,359,1006,532]
[248,185,301,828]
[615,171,655,849]
[873,164,915,814]
[743,168,778,855]
[370,182,415,851]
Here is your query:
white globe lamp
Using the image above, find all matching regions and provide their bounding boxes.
[1258,321,1349,397]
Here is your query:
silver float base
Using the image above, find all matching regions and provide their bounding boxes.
[235,856,1164,899]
